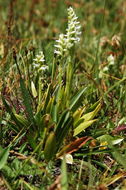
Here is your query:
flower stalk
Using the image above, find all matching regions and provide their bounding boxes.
[53,7,81,107]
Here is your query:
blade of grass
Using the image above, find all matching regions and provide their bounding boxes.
[61,156,68,190]
[76,158,84,190]
[2,96,22,132]
[0,146,10,170]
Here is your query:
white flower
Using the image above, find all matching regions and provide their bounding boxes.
[107,54,115,65]
[54,7,81,57]
[99,54,115,78]
[33,51,48,72]
[33,51,45,64]
[103,66,109,72]
[39,65,48,71]
[66,7,81,47]
[54,34,67,57]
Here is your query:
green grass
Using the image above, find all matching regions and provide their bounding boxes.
[0,0,126,189]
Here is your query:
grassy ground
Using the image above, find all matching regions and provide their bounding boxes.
[0,0,126,189]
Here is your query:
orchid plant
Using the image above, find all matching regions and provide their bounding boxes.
[2,7,100,162]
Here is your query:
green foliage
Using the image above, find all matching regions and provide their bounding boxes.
[19,78,35,125]
[44,132,56,161]
[61,157,68,190]
[1,0,126,189]
[0,146,10,170]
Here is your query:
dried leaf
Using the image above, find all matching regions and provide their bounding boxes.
[57,136,92,157]
[97,184,108,190]
[48,175,61,190]
[112,124,126,134]
[105,172,126,187]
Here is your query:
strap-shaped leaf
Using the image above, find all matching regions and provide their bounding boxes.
[2,96,22,132]
[51,85,60,123]
[43,84,51,114]
[14,114,29,127]
[55,116,73,152]
[55,109,70,133]
[44,132,56,161]
[46,97,54,114]
[31,81,37,98]
[20,78,34,125]
[0,146,10,170]
[81,103,101,121]
[74,119,97,136]
[70,87,87,111]
[57,136,92,157]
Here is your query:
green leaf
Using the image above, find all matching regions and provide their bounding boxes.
[55,116,73,152]
[20,78,34,124]
[51,85,60,122]
[97,134,113,143]
[14,114,29,127]
[46,97,54,114]
[54,109,72,153]
[44,132,56,161]
[85,99,101,113]
[97,135,124,145]
[27,132,37,150]
[70,87,87,111]
[2,96,22,132]
[0,146,10,170]
[97,135,126,169]
[73,108,85,125]
[43,84,51,114]
[112,138,123,145]
[81,103,101,121]
[31,81,37,98]
[55,109,70,133]
[74,119,97,136]
[111,148,126,170]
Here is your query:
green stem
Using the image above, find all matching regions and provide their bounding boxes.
[51,57,56,80]
[104,76,126,97]
[38,74,42,107]
[65,56,73,107]
[57,64,63,111]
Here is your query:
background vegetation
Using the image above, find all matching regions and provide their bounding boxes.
[0,0,126,189]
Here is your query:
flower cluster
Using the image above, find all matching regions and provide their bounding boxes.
[99,54,115,78]
[107,54,115,65]
[54,7,81,57]
[65,7,81,49]
[54,34,67,57]
[33,51,48,72]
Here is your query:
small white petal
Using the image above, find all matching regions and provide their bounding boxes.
[54,50,62,55]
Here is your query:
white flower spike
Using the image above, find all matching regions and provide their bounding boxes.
[54,34,67,57]
[54,7,81,57]
[33,51,48,72]
[66,7,81,48]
